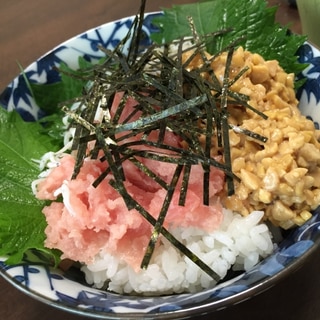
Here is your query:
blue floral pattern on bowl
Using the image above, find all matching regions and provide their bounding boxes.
[296,43,320,128]
[1,12,320,319]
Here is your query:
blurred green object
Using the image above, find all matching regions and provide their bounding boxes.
[297,0,320,48]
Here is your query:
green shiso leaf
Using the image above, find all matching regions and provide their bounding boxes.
[151,0,307,76]
[0,107,61,265]
[29,56,98,115]
[29,63,85,115]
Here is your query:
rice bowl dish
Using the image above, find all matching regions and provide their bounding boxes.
[1,4,320,319]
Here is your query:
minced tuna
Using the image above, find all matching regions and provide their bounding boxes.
[36,113,225,271]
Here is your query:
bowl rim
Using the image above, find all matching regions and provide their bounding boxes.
[1,241,318,319]
[1,11,320,319]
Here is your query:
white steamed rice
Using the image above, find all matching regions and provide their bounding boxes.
[81,209,274,295]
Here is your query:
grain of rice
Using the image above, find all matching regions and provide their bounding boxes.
[80,209,274,295]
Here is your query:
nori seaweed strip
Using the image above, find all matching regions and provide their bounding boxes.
[141,164,184,269]
[203,100,214,205]
[190,35,268,121]
[194,58,223,142]
[181,42,210,70]
[124,93,155,120]
[188,16,212,76]
[127,0,147,64]
[95,126,136,210]
[115,141,236,179]
[51,65,94,83]
[175,38,185,98]
[71,140,87,180]
[179,163,191,206]
[148,60,215,161]
[114,50,131,74]
[197,60,268,120]
[229,123,268,143]
[227,91,268,120]
[97,8,143,71]
[91,145,238,189]
[128,156,170,190]
[107,178,220,282]
[220,47,235,195]
[130,43,159,74]
[106,123,161,145]
[181,37,220,204]
[92,167,111,188]
[91,145,186,190]
[228,65,249,86]
[186,84,215,205]
[109,95,207,134]
[109,93,127,124]
[128,92,163,107]
[157,121,167,145]
[61,105,97,179]
[112,93,146,125]
[158,45,178,144]
[91,133,238,189]
[221,119,233,194]
[62,106,95,132]
[141,72,182,98]
[189,65,220,204]
[115,149,197,166]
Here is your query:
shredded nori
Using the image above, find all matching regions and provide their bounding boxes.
[59,0,268,281]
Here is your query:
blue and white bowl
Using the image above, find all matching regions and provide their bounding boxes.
[1,12,320,320]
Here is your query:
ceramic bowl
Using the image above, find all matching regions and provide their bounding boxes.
[1,12,320,320]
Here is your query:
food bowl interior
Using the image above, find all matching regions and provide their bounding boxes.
[1,12,320,320]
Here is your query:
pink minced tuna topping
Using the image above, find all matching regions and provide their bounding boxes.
[36,94,225,271]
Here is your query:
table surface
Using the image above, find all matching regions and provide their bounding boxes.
[0,1,319,320]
